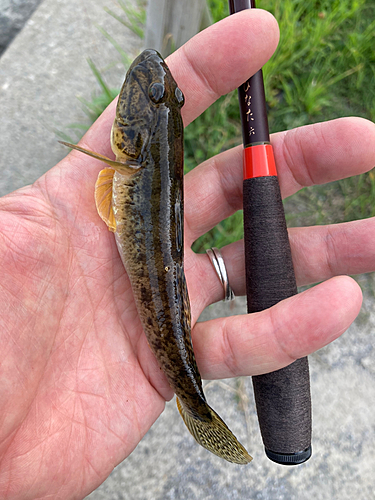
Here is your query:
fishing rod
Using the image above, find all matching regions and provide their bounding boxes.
[228,0,312,465]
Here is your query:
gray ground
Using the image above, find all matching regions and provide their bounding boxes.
[0,1,374,499]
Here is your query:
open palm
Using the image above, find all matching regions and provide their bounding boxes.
[0,10,374,500]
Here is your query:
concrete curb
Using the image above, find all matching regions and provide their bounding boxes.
[0,0,43,56]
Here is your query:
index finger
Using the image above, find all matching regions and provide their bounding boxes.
[167,9,279,126]
[77,9,279,156]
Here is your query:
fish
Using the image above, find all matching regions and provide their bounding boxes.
[60,49,252,464]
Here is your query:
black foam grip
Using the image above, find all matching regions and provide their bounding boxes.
[243,176,312,458]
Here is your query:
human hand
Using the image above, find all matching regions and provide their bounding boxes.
[0,8,374,500]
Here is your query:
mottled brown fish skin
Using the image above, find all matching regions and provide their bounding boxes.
[112,49,206,413]
[112,50,251,464]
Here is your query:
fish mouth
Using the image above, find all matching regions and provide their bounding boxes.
[129,48,163,68]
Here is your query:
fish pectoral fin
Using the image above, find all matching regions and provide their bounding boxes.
[176,397,252,465]
[95,168,116,232]
[59,141,140,174]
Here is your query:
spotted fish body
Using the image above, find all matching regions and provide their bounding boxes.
[111,51,205,410]
[63,49,251,464]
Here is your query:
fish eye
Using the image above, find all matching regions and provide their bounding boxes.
[175,87,184,107]
[148,82,165,103]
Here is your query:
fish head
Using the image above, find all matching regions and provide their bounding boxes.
[111,49,184,164]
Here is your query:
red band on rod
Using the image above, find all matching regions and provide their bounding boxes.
[243,144,277,179]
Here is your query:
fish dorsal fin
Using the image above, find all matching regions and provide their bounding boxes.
[59,141,140,174]
[95,168,116,232]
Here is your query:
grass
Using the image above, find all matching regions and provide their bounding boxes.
[70,0,375,253]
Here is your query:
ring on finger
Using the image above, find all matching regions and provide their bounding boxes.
[206,247,235,302]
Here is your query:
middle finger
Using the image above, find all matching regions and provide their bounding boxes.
[184,117,375,246]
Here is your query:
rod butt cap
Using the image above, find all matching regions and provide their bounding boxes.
[265,446,312,465]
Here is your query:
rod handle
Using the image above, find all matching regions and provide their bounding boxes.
[243,174,312,464]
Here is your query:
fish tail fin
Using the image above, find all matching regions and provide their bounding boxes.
[176,397,252,464]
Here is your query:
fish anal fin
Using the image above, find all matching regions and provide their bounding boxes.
[176,397,252,465]
[95,168,116,232]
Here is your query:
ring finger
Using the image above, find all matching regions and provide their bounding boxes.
[187,215,375,317]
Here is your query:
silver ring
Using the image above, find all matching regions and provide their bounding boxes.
[206,247,235,302]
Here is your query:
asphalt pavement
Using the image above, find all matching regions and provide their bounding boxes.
[0,1,374,499]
